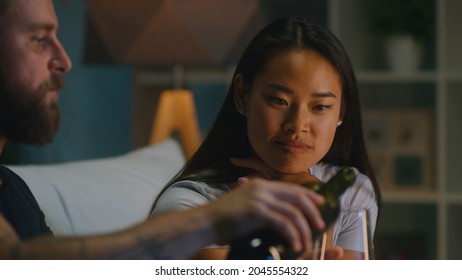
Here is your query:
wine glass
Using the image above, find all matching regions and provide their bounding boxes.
[313,208,374,260]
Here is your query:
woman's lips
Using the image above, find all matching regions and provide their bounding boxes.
[275,140,310,153]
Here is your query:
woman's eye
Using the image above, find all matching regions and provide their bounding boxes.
[270,97,288,106]
[312,104,331,111]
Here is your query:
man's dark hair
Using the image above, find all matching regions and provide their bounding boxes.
[0,0,14,29]
[0,0,13,16]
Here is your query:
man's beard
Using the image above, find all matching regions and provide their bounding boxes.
[0,69,65,145]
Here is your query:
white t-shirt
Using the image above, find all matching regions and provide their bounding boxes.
[151,163,378,253]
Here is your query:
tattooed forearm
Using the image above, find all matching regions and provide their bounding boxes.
[9,243,21,259]
[79,238,86,259]
[0,230,17,242]
[0,216,19,242]
[101,234,166,260]
[134,234,168,260]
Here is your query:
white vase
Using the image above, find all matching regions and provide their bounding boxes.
[385,35,423,73]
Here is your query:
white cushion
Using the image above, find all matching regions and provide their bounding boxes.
[8,139,185,236]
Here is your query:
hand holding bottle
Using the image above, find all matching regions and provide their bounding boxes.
[228,157,356,260]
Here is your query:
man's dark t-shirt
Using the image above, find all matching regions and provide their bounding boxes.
[0,165,52,239]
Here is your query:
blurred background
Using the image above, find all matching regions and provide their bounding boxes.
[1,0,462,260]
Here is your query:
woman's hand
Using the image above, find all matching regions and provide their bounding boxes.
[230,157,321,185]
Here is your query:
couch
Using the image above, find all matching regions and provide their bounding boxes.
[7,139,185,236]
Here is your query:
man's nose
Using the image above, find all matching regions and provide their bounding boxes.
[49,39,72,74]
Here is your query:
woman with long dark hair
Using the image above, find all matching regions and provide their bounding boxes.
[151,17,380,259]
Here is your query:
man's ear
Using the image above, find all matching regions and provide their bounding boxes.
[233,74,248,116]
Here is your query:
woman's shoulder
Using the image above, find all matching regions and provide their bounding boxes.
[310,163,370,186]
[169,180,230,200]
[151,180,230,216]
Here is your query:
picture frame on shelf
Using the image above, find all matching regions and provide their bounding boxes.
[363,109,434,190]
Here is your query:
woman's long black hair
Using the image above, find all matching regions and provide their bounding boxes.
[150,17,380,214]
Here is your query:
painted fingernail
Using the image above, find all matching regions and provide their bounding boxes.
[237,177,250,185]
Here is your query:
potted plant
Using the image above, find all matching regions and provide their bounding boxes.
[367,0,435,72]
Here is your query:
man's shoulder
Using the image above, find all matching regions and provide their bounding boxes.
[0,165,53,239]
[0,164,28,188]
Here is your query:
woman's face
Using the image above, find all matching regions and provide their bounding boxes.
[234,49,343,176]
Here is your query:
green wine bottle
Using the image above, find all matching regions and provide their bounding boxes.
[227,167,356,260]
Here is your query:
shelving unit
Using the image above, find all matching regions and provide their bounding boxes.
[328,0,462,259]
